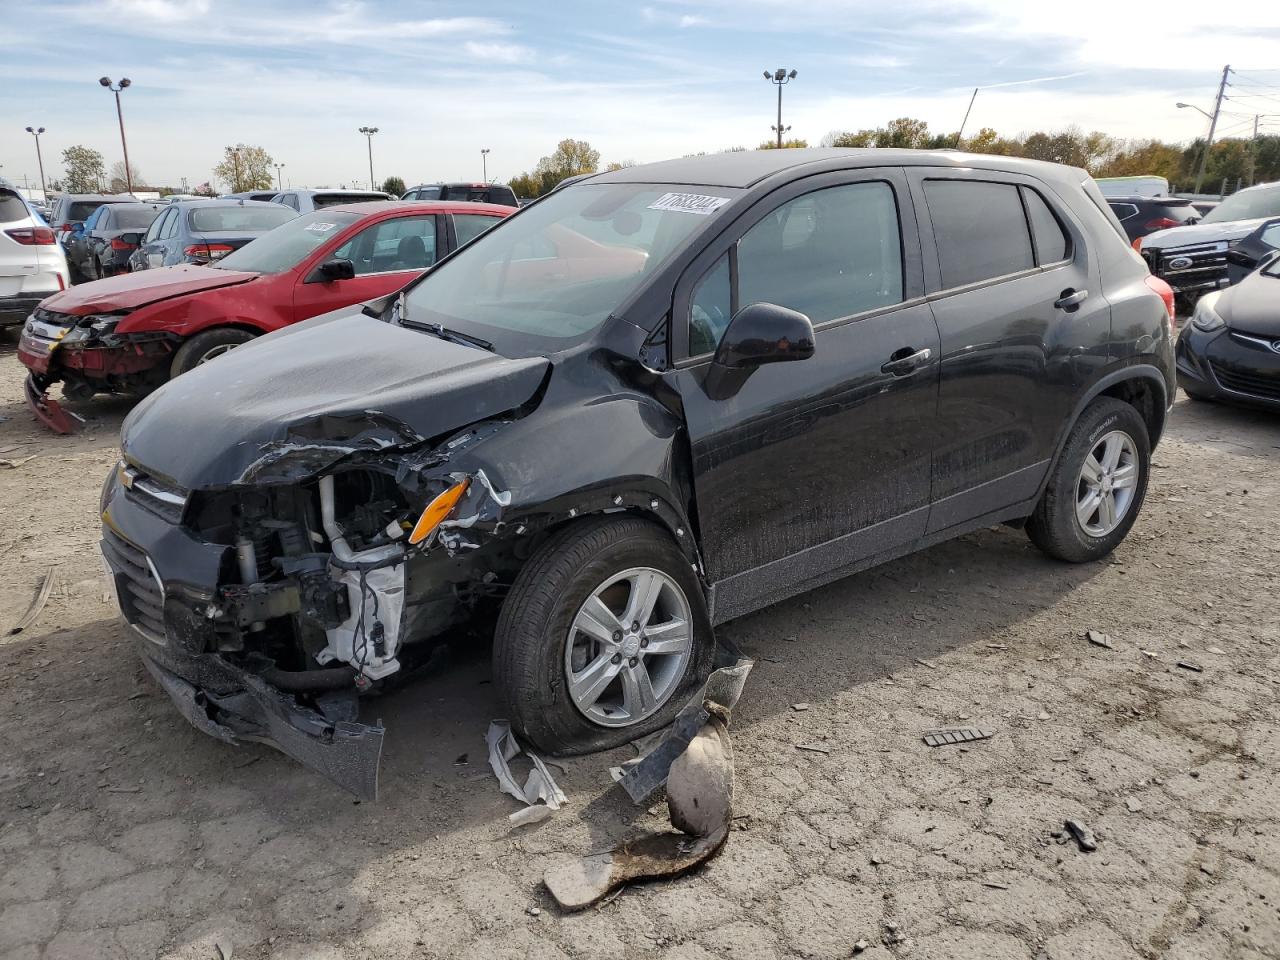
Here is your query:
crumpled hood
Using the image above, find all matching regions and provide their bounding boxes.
[121,311,550,489]
[41,264,258,314]
[1143,218,1273,250]
[1220,271,1280,335]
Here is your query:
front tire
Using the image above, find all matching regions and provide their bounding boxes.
[494,516,713,755]
[1026,397,1150,563]
[169,328,256,378]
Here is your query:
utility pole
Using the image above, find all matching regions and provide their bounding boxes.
[1248,114,1260,186]
[1193,64,1231,196]
[956,87,979,147]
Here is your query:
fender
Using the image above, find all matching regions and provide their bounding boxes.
[1039,361,1169,500]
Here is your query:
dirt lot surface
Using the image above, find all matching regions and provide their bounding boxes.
[2,332,1279,960]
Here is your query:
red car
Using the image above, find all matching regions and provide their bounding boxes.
[19,201,512,432]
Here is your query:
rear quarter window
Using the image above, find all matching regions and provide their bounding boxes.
[0,192,30,222]
[924,180,1034,288]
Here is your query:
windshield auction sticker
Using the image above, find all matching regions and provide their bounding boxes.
[305,222,338,232]
[648,193,731,215]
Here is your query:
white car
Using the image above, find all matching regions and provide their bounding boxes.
[1,184,70,328]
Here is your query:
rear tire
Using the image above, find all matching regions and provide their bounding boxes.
[1026,398,1150,563]
[494,516,713,755]
[169,328,256,378]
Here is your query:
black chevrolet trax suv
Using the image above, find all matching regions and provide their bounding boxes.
[100,149,1177,798]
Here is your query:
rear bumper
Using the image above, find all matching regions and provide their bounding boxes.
[0,295,44,326]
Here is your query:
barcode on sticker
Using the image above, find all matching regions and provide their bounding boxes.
[648,193,730,215]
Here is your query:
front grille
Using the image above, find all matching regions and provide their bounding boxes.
[1145,241,1229,291]
[1210,361,1280,401]
[102,528,167,642]
[122,465,187,524]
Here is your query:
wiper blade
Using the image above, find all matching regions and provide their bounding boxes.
[400,317,493,352]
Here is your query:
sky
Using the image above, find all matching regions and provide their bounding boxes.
[3,0,1280,193]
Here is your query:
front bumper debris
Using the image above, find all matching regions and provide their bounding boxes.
[136,639,385,801]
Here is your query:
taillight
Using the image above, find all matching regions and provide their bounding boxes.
[60,222,76,234]
[1145,275,1176,333]
[1144,217,1181,231]
[184,243,234,262]
[5,227,57,245]
[1132,236,1144,252]
[110,237,135,250]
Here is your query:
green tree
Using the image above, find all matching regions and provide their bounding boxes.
[757,138,809,150]
[213,144,274,192]
[381,175,406,196]
[61,145,106,193]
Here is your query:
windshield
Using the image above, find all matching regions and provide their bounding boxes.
[1202,187,1280,223]
[402,182,739,352]
[189,205,298,232]
[213,210,360,273]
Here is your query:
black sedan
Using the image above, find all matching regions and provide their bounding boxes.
[1177,256,1280,409]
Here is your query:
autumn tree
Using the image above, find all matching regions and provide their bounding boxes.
[508,139,601,198]
[605,160,636,171]
[213,144,274,192]
[381,175,406,196]
[757,138,809,149]
[61,145,106,193]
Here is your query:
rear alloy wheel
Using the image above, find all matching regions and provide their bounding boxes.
[1027,397,1150,563]
[494,516,713,754]
[169,328,256,378]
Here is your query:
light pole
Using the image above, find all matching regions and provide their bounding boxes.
[359,126,378,191]
[24,126,48,200]
[955,88,980,146]
[274,163,286,192]
[763,68,797,148]
[99,77,134,194]
[481,147,490,182]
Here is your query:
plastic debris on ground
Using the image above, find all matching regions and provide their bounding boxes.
[543,657,754,911]
[485,720,568,828]
[922,727,995,748]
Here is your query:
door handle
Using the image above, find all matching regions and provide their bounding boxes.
[881,347,932,376]
[1055,288,1089,310]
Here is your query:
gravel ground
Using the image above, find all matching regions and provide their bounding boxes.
[1,332,1279,960]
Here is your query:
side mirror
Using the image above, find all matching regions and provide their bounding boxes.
[118,232,142,245]
[713,302,815,369]
[309,258,356,283]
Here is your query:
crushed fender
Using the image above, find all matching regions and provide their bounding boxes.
[543,659,752,911]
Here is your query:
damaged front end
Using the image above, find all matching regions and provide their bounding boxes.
[19,308,173,433]
[101,412,522,801]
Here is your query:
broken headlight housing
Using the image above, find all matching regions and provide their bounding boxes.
[60,313,124,345]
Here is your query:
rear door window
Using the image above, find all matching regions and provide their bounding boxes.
[924,180,1034,288]
[160,208,180,240]
[1108,202,1139,222]
[454,213,503,246]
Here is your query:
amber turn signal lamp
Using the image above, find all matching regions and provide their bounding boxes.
[408,479,470,545]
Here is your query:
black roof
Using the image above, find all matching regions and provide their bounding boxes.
[591,148,1088,189]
